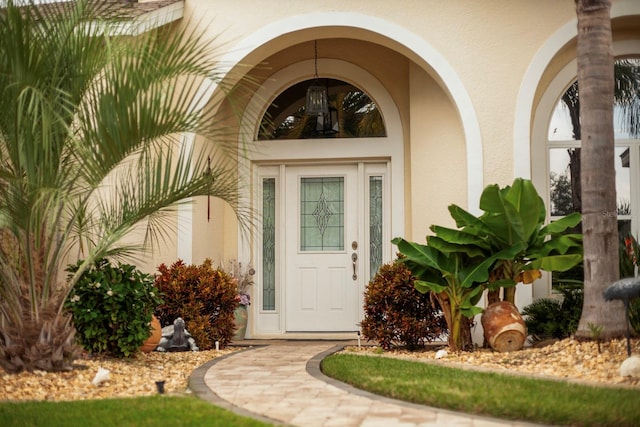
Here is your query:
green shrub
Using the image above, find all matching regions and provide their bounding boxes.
[527,235,640,343]
[361,260,447,350]
[521,284,583,343]
[64,259,163,357]
[154,259,237,350]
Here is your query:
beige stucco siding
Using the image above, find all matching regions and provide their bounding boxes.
[180,0,578,188]
[113,0,640,337]
[129,1,638,270]
[408,62,467,236]
[132,0,584,269]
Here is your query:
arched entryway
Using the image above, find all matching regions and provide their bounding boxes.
[179,15,482,338]
[240,59,403,338]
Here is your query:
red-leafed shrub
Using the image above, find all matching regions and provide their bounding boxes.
[154,259,237,349]
[361,259,447,350]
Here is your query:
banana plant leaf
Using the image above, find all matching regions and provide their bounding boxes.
[414,279,447,295]
[448,205,494,234]
[540,212,582,234]
[501,178,547,237]
[392,237,524,290]
[479,184,526,245]
[456,179,582,284]
[430,225,491,247]
[529,234,582,257]
[529,254,584,272]
[427,235,488,258]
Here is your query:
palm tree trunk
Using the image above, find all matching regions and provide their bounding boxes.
[574,0,627,339]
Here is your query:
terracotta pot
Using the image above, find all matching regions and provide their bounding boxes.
[140,315,162,352]
[481,301,527,352]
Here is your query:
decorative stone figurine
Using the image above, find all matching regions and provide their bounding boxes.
[156,317,199,352]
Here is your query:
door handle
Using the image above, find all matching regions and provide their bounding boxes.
[351,253,358,280]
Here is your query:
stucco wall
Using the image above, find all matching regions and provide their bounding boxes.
[115,0,640,338]
[180,0,577,188]
[136,0,638,274]
[188,4,573,186]
[409,62,467,237]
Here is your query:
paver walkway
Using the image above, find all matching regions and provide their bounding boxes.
[189,341,548,427]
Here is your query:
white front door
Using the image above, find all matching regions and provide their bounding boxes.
[284,164,361,331]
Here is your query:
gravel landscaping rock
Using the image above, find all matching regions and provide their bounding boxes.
[0,349,237,402]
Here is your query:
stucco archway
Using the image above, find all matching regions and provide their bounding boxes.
[181,10,483,220]
[174,13,483,337]
[513,0,640,179]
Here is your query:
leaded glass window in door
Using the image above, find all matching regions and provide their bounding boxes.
[369,176,383,278]
[300,177,344,251]
[262,178,276,311]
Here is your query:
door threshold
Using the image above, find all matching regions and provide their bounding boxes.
[245,332,360,340]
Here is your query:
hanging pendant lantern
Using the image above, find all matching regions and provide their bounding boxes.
[306,83,328,116]
[305,41,329,116]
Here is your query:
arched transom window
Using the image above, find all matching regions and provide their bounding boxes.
[258,78,386,140]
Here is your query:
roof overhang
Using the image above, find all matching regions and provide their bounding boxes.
[97,1,184,36]
[1,1,185,36]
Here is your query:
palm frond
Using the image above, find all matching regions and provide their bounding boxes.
[0,0,253,372]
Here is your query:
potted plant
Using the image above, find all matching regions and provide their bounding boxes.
[225,260,255,340]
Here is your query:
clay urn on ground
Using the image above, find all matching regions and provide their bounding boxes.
[481,301,527,352]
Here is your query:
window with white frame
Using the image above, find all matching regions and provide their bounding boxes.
[546,58,640,286]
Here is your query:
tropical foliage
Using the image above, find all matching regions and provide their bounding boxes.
[361,259,447,350]
[394,178,582,351]
[154,260,238,350]
[392,235,501,351]
[0,1,249,372]
[524,232,640,345]
[521,284,583,344]
[450,178,583,304]
[64,259,162,357]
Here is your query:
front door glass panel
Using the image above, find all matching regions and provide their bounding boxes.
[300,177,344,251]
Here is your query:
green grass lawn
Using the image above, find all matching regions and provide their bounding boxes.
[0,395,272,427]
[322,353,640,427]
